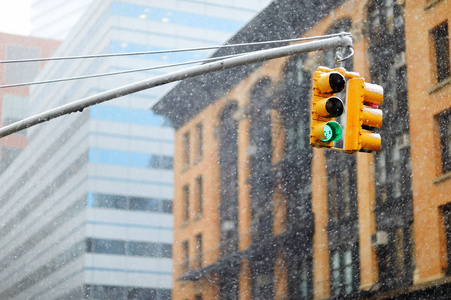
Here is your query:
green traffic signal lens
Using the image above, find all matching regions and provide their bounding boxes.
[321,121,343,142]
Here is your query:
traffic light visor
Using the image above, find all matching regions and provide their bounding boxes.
[314,97,344,118]
[329,73,346,93]
[316,72,345,94]
[325,97,344,117]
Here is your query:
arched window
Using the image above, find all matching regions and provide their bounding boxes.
[281,54,314,300]
[219,101,239,258]
[218,101,240,300]
[248,78,275,300]
[368,0,414,289]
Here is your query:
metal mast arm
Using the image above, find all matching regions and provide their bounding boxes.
[0,34,353,138]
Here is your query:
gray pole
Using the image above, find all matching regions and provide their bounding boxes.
[0,34,353,138]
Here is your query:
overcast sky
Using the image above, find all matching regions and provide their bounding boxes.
[0,1,31,35]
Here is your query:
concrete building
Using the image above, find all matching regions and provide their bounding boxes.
[155,0,451,299]
[0,32,59,172]
[0,0,271,299]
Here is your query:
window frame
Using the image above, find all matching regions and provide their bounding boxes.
[438,110,451,174]
[183,132,190,168]
[430,21,450,84]
[196,123,203,162]
[182,240,189,274]
[183,184,190,223]
[195,233,202,268]
[196,176,203,218]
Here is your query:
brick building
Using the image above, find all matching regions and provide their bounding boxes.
[0,32,59,172]
[154,0,451,299]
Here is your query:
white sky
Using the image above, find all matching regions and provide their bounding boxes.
[0,1,31,36]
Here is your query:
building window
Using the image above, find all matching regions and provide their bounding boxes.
[196,176,203,217]
[85,238,172,258]
[375,150,388,204]
[392,145,402,198]
[441,204,451,274]
[343,250,353,295]
[182,240,189,273]
[394,228,406,279]
[84,285,171,300]
[330,172,339,220]
[330,248,355,297]
[342,167,351,216]
[297,256,311,299]
[183,132,190,167]
[148,154,173,169]
[0,147,22,173]
[196,123,203,161]
[438,110,451,174]
[196,233,202,268]
[86,238,125,255]
[89,193,172,213]
[431,21,450,83]
[183,185,190,223]
[328,164,356,222]
[331,250,341,296]
[2,94,29,135]
[219,102,239,258]
[4,45,40,84]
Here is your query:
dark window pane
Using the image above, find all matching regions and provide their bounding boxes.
[129,197,158,212]
[0,147,22,172]
[438,111,451,173]
[442,205,451,275]
[161,156,173,169]
[148,154,161,168]
[183,241,189,272]
[161,200,173,214]
[92,285,126,300]
[160,243,172,258]
[127,287,156,299]
[184,133,190,166]
[197,123,203,160]
[94,193,126,210]
[95,239,126,255]
[127,241,158,257]
[196,177,203,216]
[183,185,189,221]
[158,289,172,300]
[432,21,450,82]
[86,238,94,253]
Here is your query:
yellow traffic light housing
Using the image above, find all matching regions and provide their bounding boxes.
[344,77,383,152]
[310,68,346,148]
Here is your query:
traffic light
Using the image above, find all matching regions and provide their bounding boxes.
[344,77,383,152]
[310,68,346,148]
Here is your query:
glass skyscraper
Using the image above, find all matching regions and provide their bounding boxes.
[0,0,270,299]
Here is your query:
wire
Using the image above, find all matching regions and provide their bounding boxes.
[0,32,352,64]
[0,33,353,89]
[0,52,248,89]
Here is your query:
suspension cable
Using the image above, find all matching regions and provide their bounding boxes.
[0,52,247,89]
[0,32,352,64]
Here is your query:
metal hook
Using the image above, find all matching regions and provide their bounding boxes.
[334,46,354,66]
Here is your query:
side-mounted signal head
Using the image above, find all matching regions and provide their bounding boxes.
[344,78,384,152]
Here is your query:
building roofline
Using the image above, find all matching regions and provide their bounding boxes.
[153,0,346,129]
